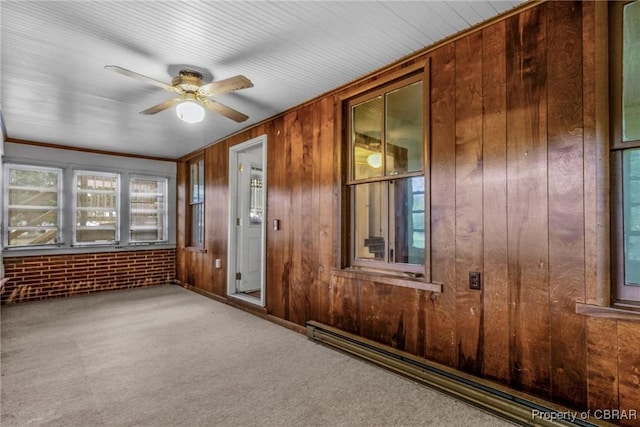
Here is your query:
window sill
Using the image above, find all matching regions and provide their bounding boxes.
[331,268,442,293]
[575,302,640,323]
[184,246,207,254]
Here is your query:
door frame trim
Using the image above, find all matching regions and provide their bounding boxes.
[227,134,267,307]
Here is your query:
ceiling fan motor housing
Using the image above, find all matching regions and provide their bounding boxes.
[172,70,203,92]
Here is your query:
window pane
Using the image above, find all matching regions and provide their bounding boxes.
[190,162,198,202]
[250,168,263,225]
[198,159,204,201]
[386,81,423,174]
[412,193,425,211]
[354,182,386,260]
[130,177,167,242]
[190,159,204,203]
[75,172,119,243]
[390,177,425,265]
[352,96,383,180]
[191,203,204,246]
[624,148,640,285]
[189,157,204,247]
[412,213,425,230]
[623,1,640,142]
[6,165,61,247]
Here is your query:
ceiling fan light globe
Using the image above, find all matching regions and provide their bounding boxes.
[367,152,382,169]
[176,100,205,124]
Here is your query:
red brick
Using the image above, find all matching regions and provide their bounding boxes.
[2,249,175,304]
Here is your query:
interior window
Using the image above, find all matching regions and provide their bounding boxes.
[612,0,640,303]
[348,74,426,275]
[188,155,205,248]
[74,171,119,245]
[130,176,168,243]
[623,149,640,287]
[4,164,62,248]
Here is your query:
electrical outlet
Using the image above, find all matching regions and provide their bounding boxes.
[469,272,481,290]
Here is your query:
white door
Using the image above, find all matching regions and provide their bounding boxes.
[227,135,266,307]
[235,151,263,293]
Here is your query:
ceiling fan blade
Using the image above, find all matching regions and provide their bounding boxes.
[104,65,182,94]
[140,98,182,115]
[203,99,249,122]
[198,75,253,97]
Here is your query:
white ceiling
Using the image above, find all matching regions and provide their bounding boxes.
[1,1,523,160]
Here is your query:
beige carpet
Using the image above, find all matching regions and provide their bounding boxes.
[1,285,514,427]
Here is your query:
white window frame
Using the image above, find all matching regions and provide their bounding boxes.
[129,175,168,243]
[72,170,120,246]
[3,164,63,249]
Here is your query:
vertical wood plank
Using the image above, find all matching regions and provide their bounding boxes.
[187,252,202,289]
[301,103,319,323]
[282,117,293,321]
[582,0,598,306]
[316,96,336,324]
[506,4,551,397]
[583,0,610,307]
[329,273,361,335]
[428,43,457,368]
[417,289,427,358]
[481,20,510,385]
[266,117,287,318]
[454,31,484,376]
[586,317,619,413]
[617,322,640,427]
[206,142,229,296]
[361,281,419,354]
[176,161,187,283]
[286,110,306,324]
[547,0,587,409]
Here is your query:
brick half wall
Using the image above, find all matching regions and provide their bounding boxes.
[1,249,176,304]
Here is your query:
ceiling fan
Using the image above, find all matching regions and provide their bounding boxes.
[104,65,253,123]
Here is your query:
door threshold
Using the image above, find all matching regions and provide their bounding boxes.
[228,292,263,307]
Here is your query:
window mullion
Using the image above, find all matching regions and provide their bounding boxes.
[386,180,394,264]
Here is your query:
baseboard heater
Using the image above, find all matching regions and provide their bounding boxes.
[306,321,613,427]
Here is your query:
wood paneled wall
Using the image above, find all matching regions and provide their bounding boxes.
[176,1,640,422]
